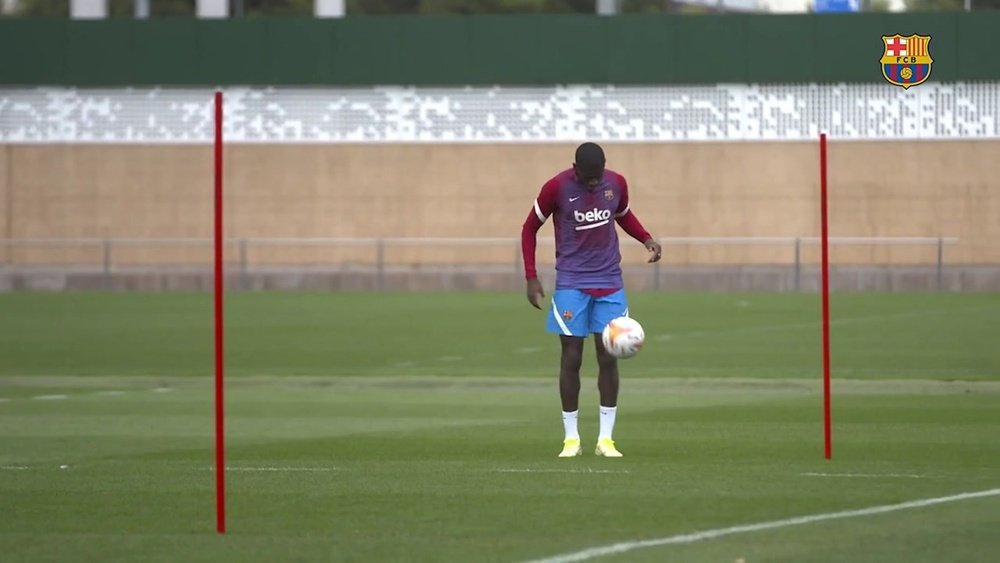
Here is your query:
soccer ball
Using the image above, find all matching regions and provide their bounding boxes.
[601,316,645,359]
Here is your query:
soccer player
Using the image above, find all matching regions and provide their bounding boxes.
[521,142,662,458]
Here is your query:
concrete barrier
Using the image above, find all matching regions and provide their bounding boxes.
[2,265,999,293]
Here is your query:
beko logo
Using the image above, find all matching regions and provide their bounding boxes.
[573,208,612,223]
[573,208,612,231]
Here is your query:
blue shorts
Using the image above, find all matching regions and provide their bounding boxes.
[546,289,629,337]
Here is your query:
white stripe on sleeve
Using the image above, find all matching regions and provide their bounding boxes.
[534,200,547,223]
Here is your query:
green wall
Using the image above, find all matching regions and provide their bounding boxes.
[2,13,998,87]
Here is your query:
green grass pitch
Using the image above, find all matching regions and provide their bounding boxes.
[1,291,998,562]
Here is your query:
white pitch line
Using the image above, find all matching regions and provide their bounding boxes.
[32,394,68,400]
[663,305,992,342]
[523,488,1000,563]
[0,398,8,403]
[495,468,630,475]
[800,472,928,479]
[222,467,338,472]
[1,466,30,470]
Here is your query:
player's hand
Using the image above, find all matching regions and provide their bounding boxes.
[644,238,663,263]
[526,278,545,310]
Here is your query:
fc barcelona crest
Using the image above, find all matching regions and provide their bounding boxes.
[604,189,614,200]
[880,34,933,89]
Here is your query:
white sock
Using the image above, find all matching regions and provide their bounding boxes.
[562,410,579,440]
[599,405,617,440]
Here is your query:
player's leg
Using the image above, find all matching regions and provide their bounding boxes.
[590,289,628,457]
[558,334,585,456]
[593,333,619,409]
[592,333,622,456]
[559,335,584,413]
[546,289,592,457]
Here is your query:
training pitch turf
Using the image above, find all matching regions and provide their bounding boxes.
[1,292,998,562]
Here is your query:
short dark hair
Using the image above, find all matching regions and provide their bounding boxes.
[574,142,605,170]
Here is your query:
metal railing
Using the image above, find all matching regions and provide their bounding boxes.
[655,236,960,291]
[2,236,960,291]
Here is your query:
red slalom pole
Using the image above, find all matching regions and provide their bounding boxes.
[214,90,226,533]
[820,132,832,460]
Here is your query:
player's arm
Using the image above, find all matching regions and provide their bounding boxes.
[522,179,559,309]
[614,178,662,263]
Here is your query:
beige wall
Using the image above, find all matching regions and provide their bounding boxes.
[826,140,1000,265]
[0,146,8,263]
[3,141,998,266]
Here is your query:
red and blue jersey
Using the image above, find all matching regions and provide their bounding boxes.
[521,168,651,290]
